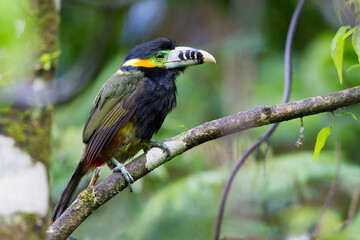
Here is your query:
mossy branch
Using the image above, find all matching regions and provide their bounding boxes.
[47,86,360,240]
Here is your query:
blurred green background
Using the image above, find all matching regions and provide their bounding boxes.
[7,0,359,239]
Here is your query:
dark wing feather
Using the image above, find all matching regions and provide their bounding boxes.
[82,71,144,162]
[85,91,137,162]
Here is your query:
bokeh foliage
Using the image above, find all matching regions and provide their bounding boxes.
[50,0,360,239]
[0,0,39,84]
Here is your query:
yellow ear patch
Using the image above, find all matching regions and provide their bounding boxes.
[123,58,157,68]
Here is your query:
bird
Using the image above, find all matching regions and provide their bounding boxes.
[50,38,216,224]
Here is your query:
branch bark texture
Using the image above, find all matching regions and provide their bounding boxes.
[47,86,360,240]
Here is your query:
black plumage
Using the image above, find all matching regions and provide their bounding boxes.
[135,68,180,140]
[122,38,178,65]
[121,38,185,140]
[51,38,215,225]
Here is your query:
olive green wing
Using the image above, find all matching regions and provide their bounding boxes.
[82,71,145,162]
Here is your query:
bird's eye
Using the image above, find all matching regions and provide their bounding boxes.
[155,53,164,60]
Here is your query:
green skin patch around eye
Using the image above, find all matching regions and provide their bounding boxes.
[148,50,170,68]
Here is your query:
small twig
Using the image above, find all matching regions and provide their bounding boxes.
[255,139,270,177]
[346,184,360,225]
[295,118,304,148]
[313,142,341,237]
[213,0,306,239]
[88,167,101,188]
[334,183,360,232]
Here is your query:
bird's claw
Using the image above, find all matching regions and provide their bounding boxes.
[144,141,171,157]
[112,158,134,192]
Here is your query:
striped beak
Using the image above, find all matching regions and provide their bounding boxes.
[165,46,216,69]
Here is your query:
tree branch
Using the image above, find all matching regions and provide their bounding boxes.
[47,86,360,240]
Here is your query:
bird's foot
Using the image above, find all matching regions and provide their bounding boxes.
[143,141,171,157]
[87,167,101,203]
[112,158,134,192]
[88,167,101,188]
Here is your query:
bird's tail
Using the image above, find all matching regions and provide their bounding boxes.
[50,160,87,225]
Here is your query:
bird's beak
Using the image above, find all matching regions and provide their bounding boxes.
[165,46,216,69]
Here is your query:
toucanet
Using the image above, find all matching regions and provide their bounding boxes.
[50,38,216,223]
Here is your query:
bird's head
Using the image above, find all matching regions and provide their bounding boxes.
[120,38,215,77]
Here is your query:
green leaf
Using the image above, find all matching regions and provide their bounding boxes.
[342,27,355,40]
[347,63,360,71]
[178,124,188,131]
[352,24,360,63]
[313,127,332,163]
[40,53,51,63]
[331,26,351,85]
[39,50,61,71]
[43,61,51,71]
[51,49,61,58]
[337,111,358,121]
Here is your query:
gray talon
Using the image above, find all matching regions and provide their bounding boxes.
[149,141,171,157]
[112,158,134,192]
